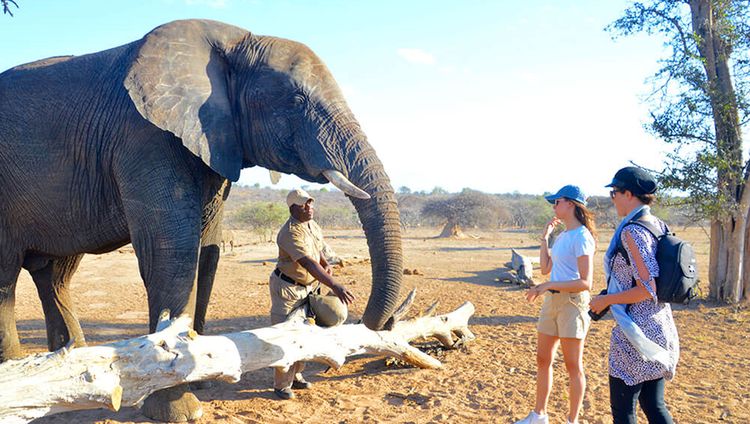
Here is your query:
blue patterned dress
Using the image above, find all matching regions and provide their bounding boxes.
[608,221,680,385]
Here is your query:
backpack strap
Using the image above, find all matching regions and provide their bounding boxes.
[626,220,664,241]
[615,211,665,267]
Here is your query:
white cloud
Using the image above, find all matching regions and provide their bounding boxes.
[397,48,436,65]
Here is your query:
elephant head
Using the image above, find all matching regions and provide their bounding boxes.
[124,19,402,330]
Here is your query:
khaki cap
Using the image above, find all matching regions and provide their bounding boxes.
[286,188,314,207]
[309,293,348,327]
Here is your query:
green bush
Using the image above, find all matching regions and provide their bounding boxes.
[505,196,553,229]
[314,204,359,228]
[232,202,288,241]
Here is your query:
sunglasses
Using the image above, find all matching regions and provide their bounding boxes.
[609,188,624,198]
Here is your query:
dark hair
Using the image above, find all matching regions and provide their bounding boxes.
[635,193,656,205]
[613,187,656,205]
[571,200,598,243]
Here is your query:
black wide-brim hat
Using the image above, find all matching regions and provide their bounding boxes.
[605,166,657,195]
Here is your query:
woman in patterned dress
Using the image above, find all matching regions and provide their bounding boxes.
[590,167,679,424]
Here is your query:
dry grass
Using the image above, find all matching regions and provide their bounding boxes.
[13,226,750,424]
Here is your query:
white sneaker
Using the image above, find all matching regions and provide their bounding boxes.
[514,410,549,424]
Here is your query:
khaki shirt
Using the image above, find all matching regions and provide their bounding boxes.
[276,217,325,285]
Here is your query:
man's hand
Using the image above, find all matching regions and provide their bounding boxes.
[298,256,353,305]
[331,283,355,305]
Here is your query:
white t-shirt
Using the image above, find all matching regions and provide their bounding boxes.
[550,225,596,282]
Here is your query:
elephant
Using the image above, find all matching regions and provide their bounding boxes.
[0,19,403,421]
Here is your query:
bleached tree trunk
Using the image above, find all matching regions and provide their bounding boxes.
[742,213,750,302]
[726,213,745,302]
[709,220,723,299]
[708,165,750,302]
[710,211,746,302]
[691,0,747,303]
[0,303,475,423]
[737,174,750,302]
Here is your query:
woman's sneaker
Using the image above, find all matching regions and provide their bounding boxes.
[514,411,549,424]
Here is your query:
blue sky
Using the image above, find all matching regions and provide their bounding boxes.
[1,0,671,196]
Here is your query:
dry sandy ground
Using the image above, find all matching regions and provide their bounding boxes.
[12,227,750,423]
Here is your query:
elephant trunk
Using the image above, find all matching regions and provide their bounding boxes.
[345,141,403,330]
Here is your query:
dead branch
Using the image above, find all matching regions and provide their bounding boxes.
[0,302,475,423]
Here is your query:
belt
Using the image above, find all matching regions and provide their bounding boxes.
[274,268,304,286]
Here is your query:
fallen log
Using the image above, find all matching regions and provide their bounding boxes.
[0,301,475,423]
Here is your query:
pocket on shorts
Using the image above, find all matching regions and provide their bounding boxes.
[279,283,307,302]
[567,292,590,313]
[558,301,590,339]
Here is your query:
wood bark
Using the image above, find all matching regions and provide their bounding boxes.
[691,0,746,302]
[709,220,722,299]
[0,303,475,423]
[743,211,750,301]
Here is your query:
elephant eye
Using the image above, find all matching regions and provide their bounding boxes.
[292,94,306,110]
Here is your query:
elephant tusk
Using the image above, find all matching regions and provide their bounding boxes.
[322,170,370,199]
[268,170,282,185]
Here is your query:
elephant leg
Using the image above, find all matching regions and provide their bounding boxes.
[120,173,204,422]
[134,211,203,421]
[28,255,86,352]
[136,231,203,422]
[186,217,223,392]
[194,218,223,335]
[194,242,219,335]
[194,176,229,335]
[0,255,22,362]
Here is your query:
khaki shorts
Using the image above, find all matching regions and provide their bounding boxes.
[537,291,591,339]
[269,271,319,325]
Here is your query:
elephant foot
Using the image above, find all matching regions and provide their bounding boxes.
[141,384,203,422]
[0,341,23,363]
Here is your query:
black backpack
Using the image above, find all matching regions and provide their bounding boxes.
[616,213,699,304]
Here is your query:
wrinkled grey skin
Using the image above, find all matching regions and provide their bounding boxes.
[0,19,402,421]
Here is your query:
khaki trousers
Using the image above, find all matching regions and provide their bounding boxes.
[269,271,318,389]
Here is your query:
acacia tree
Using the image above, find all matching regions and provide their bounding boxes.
[421,189,504,238]
[610,0,750,302]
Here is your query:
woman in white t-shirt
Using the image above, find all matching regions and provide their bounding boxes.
[515,185,597,424]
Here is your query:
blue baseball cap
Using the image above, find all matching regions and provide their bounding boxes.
[544,184,587,206]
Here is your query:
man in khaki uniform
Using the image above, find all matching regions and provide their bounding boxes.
[269,188,355,399]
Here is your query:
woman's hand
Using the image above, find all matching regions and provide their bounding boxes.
[590,294,610,313]
[526,282,548,302]
[541,217,562,241]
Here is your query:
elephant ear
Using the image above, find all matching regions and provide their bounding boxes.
[125,20,248,181]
